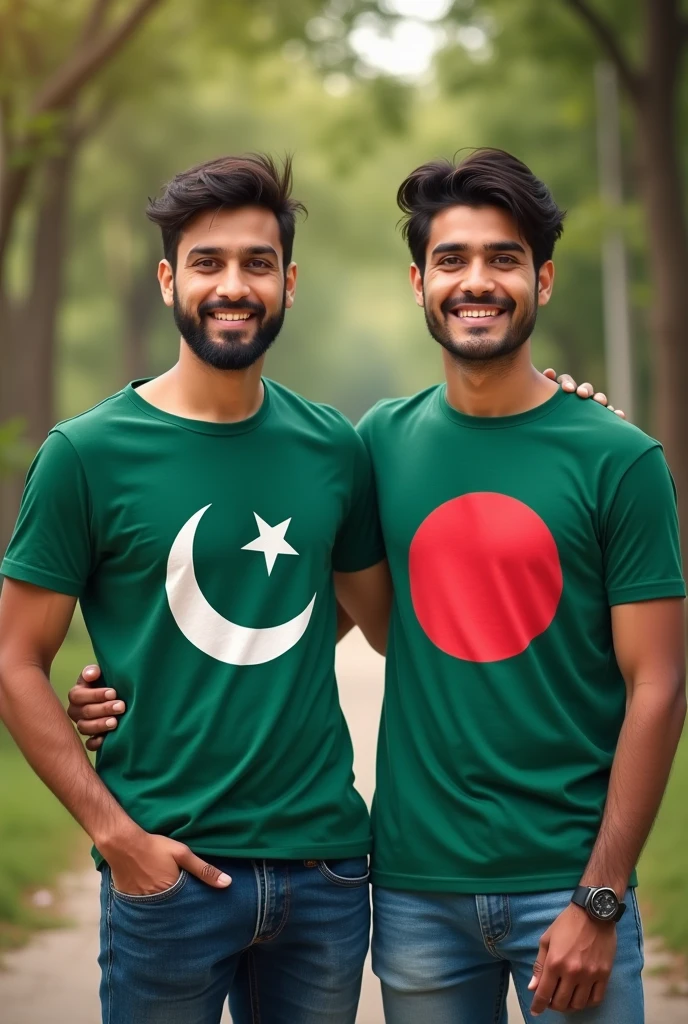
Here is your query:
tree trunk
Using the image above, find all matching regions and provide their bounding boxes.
[0,286,24,553]
[23,144,78,442]
[0,137,78,552]
[122,262,159,384]
[632,0,688,572]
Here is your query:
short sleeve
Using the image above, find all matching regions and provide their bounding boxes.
[1,430,93,596]
[603,445,685,606]
[332,431,385,573]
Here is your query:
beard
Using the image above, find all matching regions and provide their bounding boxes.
[424,289,538,364]
[173,291,286,371]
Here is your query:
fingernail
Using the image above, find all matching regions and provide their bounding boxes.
[218,873,232,886]
[104,689,116,699]
[112,702,124,712]
[563,382,574,391]
[106,718,117,728]
[528,976,536,989]
[85,666,99,678]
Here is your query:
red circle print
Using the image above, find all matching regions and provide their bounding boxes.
[409,492,563,662]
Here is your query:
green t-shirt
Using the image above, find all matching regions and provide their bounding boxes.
[359,385,684,893]
[3,379,384,860]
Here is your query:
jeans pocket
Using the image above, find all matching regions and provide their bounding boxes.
[317,857,370,888]
[110,868,189,905]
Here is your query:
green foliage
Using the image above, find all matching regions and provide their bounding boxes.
[0,631,92,946]
[0,420,34,478]
[639,734,688,955]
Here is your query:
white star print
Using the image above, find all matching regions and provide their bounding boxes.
[241,513,299,575]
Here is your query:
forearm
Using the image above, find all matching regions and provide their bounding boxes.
[333,561,391,656]
[581,679,686,895]
[336,602,355,643]
[0,661,137,847]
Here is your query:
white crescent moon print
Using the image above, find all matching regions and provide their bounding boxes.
[166,505,316,666]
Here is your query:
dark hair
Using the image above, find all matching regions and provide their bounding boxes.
[146,153,306,269]
[397,148,565,274]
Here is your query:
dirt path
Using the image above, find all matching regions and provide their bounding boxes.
[1,631,685,1022]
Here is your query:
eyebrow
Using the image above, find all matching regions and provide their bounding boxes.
[431,241,527,257]
[186,244,279,261]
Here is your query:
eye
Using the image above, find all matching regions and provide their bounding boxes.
[194,259,219,269]
[492,255,517,265]
[247,259,273,270]
[438,256,463,267]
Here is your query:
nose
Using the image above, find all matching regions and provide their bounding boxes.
[459,257,495,297]
[216,262,251,301]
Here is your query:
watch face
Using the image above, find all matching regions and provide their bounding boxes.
[589,888,618,920]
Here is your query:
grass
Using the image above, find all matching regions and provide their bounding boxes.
[0,627,93,949]
[638,731,688,958]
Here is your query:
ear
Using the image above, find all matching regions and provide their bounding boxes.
[284,262,298,309]
[409,263,424,307]
[158,260,174,307]
[537,260,554,307]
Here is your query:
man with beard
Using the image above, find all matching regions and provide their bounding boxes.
[24,150,614,1024]
[355,150,685,1022]
[0,154,391,1024]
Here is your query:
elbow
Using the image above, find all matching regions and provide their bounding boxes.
[658,672,687,732]
[0,651,13,722]
[674,681,687,727]
[357,617,387,656]
[671,663,687,716]
[369,636,386,657]
[627,669,686,730]
[0,646,38,719]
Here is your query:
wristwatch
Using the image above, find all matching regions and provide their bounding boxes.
[572,886,626,923]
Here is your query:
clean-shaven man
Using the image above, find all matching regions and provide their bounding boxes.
[0,154,389,1024]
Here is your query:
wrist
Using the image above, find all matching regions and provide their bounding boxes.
[572,884,627,923]
[93,815,145,858]
[579,876,627,901]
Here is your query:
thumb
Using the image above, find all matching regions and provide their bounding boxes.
[528,936,549,990]
[542,368,556,380]
[175,846,231,889]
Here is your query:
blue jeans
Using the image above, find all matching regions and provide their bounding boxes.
[372,886,644,1023]
[99,856,370,1024]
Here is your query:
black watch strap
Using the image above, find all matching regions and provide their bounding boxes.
[572,885,626,922]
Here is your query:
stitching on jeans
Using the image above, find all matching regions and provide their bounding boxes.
[247,950,262,1024]
[110,869,188,904]
[106,874,114,1024]
[316,860,370,887]
[256,860,270,939]
[630,889,645,966]
[492,963,509,1023]
[264,865,291,942]
[250,861,263,945]
[491,896,512,944]
[475,897,502,960]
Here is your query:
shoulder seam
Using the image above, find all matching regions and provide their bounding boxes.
[50,389,125,430]
[48,429,98,549]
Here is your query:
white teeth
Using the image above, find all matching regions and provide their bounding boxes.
[458,309,500,318]
[213,312,252,321]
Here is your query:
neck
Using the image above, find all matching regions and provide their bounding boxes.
[442,341,558,418]
[136,338,265,423]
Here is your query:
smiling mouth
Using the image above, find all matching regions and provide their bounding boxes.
[208,311,255,322]
[450,306,508,320]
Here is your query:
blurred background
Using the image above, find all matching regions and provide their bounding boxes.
[0,0,686,1009]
